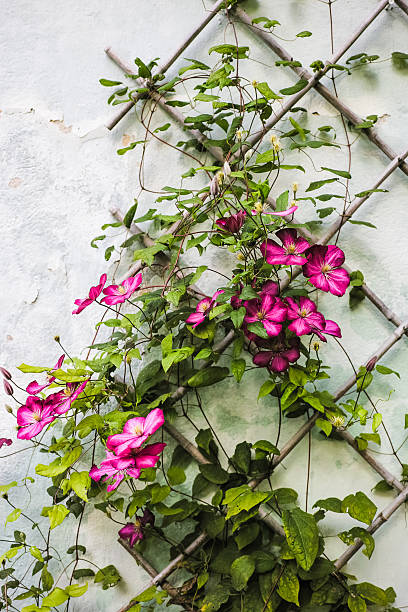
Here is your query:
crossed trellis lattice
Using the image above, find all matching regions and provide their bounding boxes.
[99,1,408,609]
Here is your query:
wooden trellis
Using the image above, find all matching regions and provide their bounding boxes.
[100,1,408,609]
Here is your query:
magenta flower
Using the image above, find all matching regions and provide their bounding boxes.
[215,210,246,233]
[186,290,224,328]
[26,355,65,395]
[53,380,89,415]
[252,204,298,217]
[72,273,107,314]
[118,509,155,546]
[253,336,300,373]
[90,443,166,491]
[303,245,350,296]
[102,274,142,306]
[0,438,12,449]
[259,280,279,298]
[313,319,342,342]
[107,408,164,456]
[244,294,287,337]
[17,395,58,440]
[285,297,325,337]
[261,229,310,266]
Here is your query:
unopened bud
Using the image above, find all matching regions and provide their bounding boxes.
[313,342,320,352]
[292,182,298,194]
[126,354,132,364]
[54,335,60,343]
[236,130,243,142]
[252,80,258,88]
[3,380,13,396]
[210,175,219,197]
[0,367,12,380]
[5,404,13,414]
[270,134,278,144]
[253,201,264,214]
[223,160,231,177]
[366,356,378,372]
[237,252,245,261]
[273,140,282,153]
[244,148,254,163]
[216,170,224,186]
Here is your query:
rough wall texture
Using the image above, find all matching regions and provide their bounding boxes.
[1,1,408,610]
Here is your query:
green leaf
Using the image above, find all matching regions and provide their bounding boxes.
[278,563,300,605]
[231,358,246,382]
[230,555,255,590]
[232,441,251,474]
[338,527,375,559]
[376,364,400,378]
[99,78,122,86]
[282,507,319,570]
[297,30,312,37]
[252,440,280,455]
[341,492,377,525]
[188,366,229,388]
[255,82,282,100]
[306,178,338,191]
[354,188,387,198]
[209,44,249,59]
[36,446,82,478]
[0,481,17,496]
[348,219,377,229]
[42,587,68,606]
[372,413,382,432]
[17,363,49,374]
[69,471,91,502]
[224,487,269,520]
[316,417,332,437]
[288,366,308,387]
[313,497,342,513]
[247,322,269,339]
[230,306,246,329]
[65,583,88,597]
[5,508,21,525]
[235,523,260,550]
[123,202,138,228]
[280,78,308,95]
[321,166,351,179]
[348,594,367,612]
[41,505,70,529]
[199,464,229,484]
[258,380,275,400]
[94,564,121,590]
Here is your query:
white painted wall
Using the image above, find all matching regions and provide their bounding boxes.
[1,1,408,610]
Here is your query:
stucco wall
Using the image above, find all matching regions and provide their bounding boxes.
[1,1,408,610]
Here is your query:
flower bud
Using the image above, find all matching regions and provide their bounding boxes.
[0,367,12,380]
[237,252,245,261]
[273,139,282,153]
[252,80,258,88]
[292,182,298,194]
[3,380,13,396]
[54,335,60,343]
[313,342,320,352]
[270,134,278,144]
[223,160,231,177]
[236,130,243,142]
[210,176,219,197]
[366,355,378,372]
[244,148,254,163]
[5,404,13,414]
[216,170,224,186]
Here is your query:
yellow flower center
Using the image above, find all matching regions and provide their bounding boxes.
[256,311,265,320]
[33,412,41,422]
[117,285,127,294]
[321,264,331,273]
[286,243,296,254]
[300,308,308,317]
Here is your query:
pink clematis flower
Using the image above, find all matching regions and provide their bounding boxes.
[253,336,300,373]
[118,509,155,546]
[186,290,224,328]
[102,274,143,306]
[53,380,89,415]
[215,210,246,233]
[0,438,12,449]
[107,408,164,456]
[17,395,58,440]
[26,355,65,395]
[285,297,325,337]
[303,245,350,296]
[72,274,107,314]
[252,205,298,217]
[90,443,166,491]
[244,294,287,337]
[259,280,279,298]
[313,319,342,342]
[261,229,310,266]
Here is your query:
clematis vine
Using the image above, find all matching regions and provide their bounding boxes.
[244,294,287,337]
[26,355,65,395]
[53,380,89,415]
[90,443,166,491]
[118,508,155,546]
[107,408,165,456]
[186,290,224,328]
[72,273,107,314]
[253,335,301,373]
[261,229,309,266]
[303,245,350,296]
[16,395,59,440]
[215,210,246,233]
[102,274,142,306]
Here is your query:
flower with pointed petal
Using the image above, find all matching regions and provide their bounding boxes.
[53,380,89,415]
[252,204,298,217]
[312,319,342,342]
[107,408,164,455]
[0,438,12,449]
[303,245,350,296]
[118,509,155,547]
[102,274,143,306]
[26,355,65,395]
[244,294,287,337]
[17,395,58,440]
[260,229,309,266]
[186,290,224,328]
[215,210,246,234]
[285,297,325,337]
[72,274,107,314]
[253,336,300,373]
